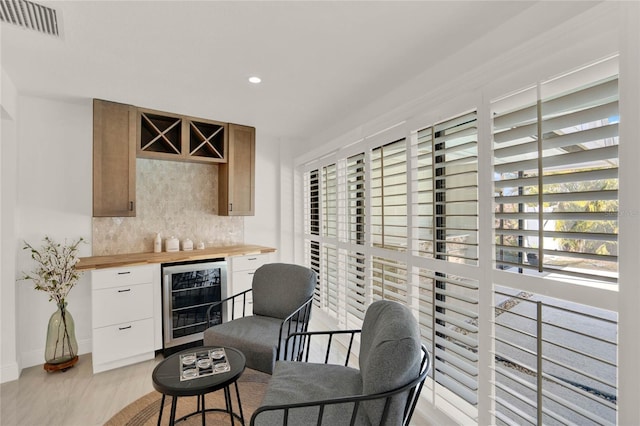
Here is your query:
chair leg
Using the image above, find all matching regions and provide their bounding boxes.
[234,381,245,425]
[157,394,165,426]
[169,396,178,426]
[224,386,235,425]
[201,394,206,426]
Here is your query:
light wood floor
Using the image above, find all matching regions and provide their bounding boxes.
[0,352,161,426]
[0,316,338,426]
[0,316,431,426]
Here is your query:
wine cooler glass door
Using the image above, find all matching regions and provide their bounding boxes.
[162,260,227,348]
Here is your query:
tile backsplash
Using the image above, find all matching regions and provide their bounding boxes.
[92,158,243,255]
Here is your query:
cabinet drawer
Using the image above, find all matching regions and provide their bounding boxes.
[92,265,153,290]
[92,282,153,328]
[232,253,270,272]
[92,318,154,367]
[230,271,254,320]
[232,270,255,295]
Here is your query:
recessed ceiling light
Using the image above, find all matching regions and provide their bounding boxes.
[248,76,262,84]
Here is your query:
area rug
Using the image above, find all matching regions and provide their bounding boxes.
[105,368,270,426]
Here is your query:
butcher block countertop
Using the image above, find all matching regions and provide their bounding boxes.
[76,244,276,271]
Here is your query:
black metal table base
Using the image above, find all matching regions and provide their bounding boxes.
[157,381,245,426]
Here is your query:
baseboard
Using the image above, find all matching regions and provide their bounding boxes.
[92,351,155,374]
[413,395,461,426]
[0,361,20,383]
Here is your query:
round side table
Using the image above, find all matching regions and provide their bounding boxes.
[152,346,246,425]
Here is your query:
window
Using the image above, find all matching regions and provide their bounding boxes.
[300,56,620,426]
[372,256,407,303]
[413,112,479,264]
[491,58,619,425]
[419,269,479,406]
[306,239,321,305]
[493,63,619,283]
[346,153,366,245]
[346,154,367,323]
[304,114,481,418]
[322,243,339,316]
[304,168,320,236]
[371,139,407,251]
[304,169,321,305]
[493,286,617,425]
[322,164,338,239]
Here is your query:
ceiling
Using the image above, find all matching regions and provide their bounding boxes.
[1,1,597,150]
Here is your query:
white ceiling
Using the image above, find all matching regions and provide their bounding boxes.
[1,1,598,147]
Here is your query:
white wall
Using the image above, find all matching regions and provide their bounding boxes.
[291,2,616,165]
[243,133,298,265]
[244,132,284,260]
[278,137,296,264]
[1,67,20,382]
[15,95,93,369]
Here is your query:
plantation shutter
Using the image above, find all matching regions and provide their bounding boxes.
[304,169,321,305]
[305,169,320,236]
[493,75,618,283]
[322,164,338,239]
[414,112,479,264]
[433,113,478,264]
[346,153,366,245]
[346,153,367,323]
[322,243,339,316]
[371,139,407,251]
[492,286,617,425]
[372,257,407,304]
[414,127,435,257]
[430,271,480,405]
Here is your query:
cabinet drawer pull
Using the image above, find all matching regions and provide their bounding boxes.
[248,272,255,275]
[117,288,131,293]
[118,325,132,331]
[117,271,131,275]
[248,257,257,261]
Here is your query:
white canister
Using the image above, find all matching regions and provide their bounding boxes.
[182,238,193,251]
[165,236,179,252]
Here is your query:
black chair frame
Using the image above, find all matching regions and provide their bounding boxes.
[206,289,314,363]
[250,329,431,426]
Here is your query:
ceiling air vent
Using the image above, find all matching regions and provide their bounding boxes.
[0,0,59,36]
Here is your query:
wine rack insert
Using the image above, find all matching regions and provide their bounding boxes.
[138,108,228,163]
[189,120,225,160]
[140,112,182,155]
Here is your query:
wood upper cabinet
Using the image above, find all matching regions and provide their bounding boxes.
[93,100,255,217]
[137,108,228,164]
[219,124,255,216]
[93,99,136,217]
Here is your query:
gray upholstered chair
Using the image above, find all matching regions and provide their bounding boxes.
[203,262,316,374]
[250,300,431,426]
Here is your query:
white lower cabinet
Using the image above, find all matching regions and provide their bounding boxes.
[89,252,274,373]
[93,283,153,327]
[91,264,160,373]
[228,253,271,319]
[92,318,154,369]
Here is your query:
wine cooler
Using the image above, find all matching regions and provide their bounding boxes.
[162,259,227,351]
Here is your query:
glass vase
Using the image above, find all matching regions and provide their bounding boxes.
[45,302,78,365]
